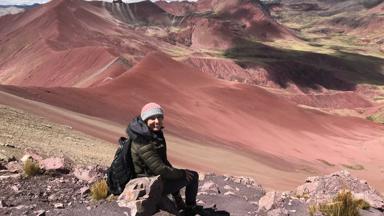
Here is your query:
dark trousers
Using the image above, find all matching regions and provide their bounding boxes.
[162,170,199,206]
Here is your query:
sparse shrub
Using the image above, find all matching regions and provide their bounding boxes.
[342,164,365,170]
[317,159,335,167]
[90,179,109,201]
[308,190,370,216]
[367,116,374,121]
[355,199,370,210]
[308,205,317,216]
[106,194,117,202]
[295,191,311,200]
[23,159,41,177]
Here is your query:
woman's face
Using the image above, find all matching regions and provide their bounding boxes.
[146,115,164,132]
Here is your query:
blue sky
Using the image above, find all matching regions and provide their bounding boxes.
[0,0,196,5]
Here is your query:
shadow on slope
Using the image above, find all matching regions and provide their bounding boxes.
[224,40,384,91]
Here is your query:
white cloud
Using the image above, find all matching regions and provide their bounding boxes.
[0,0,49,5]
[0,0,197,6]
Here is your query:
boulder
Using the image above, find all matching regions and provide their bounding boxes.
[294,170,384,209]
[40,157,66,171]
[360,208,384,216]
[117,176,177,216]
[200,180,220,193]
[73,165,104,183]
[354,192,384,210]
[258,191,280,211]
[5,161,22,173]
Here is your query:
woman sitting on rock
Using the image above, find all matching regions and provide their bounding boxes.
[127,102,202,215]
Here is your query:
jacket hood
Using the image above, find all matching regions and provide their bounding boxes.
[127,116,163,144]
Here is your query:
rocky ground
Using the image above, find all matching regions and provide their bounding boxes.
[0,154,263,216]
[1,154,384,216]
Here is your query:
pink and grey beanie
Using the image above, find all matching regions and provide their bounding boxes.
[140,102,164,122]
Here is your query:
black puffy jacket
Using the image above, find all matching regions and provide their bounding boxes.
[127,116,185,180]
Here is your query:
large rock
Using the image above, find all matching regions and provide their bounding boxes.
[117,176,177,216]
[258,191,281,211]
[73,165,104,183]
[294,170,384,209]
[40,157,66,171]
[257,171,384,216]
[5,161,22,173]
[354,192,384,210]
[21,152,70,173]
[200,180,220,194]
[360,208,384,216]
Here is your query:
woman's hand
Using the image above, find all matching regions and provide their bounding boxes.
[185,170,194,182]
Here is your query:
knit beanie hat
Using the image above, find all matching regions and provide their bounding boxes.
[140,102,164,122]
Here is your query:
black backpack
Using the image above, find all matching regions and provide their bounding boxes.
[106,137,135,195]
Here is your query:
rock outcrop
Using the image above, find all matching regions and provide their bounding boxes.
[257,170,384,216]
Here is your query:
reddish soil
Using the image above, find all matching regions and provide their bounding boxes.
[0,0,174,87]
[160,0,297,50]
[1,52,383,173]
[368,1,384,13]
[0,0,299,88]
[215,0,296,41]
[286,92,373,109]
[155,1,198,16]
[190,18,238,50]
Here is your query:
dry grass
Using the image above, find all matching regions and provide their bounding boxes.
[342,164,365,170]
[309,190,370,216]
[0,105,116,166]
[367,113,384,124]
[23,159,41,177]
[317,159,336,167]
[295,191,311,200]
[90,179,109,201]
